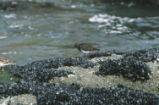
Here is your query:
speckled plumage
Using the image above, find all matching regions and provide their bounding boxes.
[74,43,99,53]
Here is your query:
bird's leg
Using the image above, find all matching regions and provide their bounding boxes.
[2,67,4,71]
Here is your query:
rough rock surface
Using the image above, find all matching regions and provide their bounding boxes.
[0,48,159,105]
[97,56,151,81]
[0,82,159,105]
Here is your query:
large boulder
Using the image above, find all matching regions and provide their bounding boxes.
[148,0,159,5]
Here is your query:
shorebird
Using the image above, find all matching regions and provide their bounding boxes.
[0,57,15,71]
[74,43,99,53]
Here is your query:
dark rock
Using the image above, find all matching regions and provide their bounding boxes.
[124,48,159,62]
[0,83,29,98]
[11,69,73,82]
[121,56,151,81]
[97,56,151,81]
[0,48,159,104]
[24,57,94,70]
[0,82,158,105]
[97,59,121,76]
[10,57,94,83]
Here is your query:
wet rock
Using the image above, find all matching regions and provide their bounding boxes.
[97,56,151,81]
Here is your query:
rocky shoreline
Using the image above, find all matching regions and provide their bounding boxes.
[0,0,159,104]
[0,47,159,105]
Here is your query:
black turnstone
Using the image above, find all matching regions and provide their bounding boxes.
[74,43,99,53]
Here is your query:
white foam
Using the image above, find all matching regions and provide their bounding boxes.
[89,14,136,34]
[4,14,16,19]
[0,36,7,39]
[1,51,17,55]
[89,14,109,23]
[9,24,23,28]
[71,5,77,8]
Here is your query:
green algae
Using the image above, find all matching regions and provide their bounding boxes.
[0,66,20,83]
